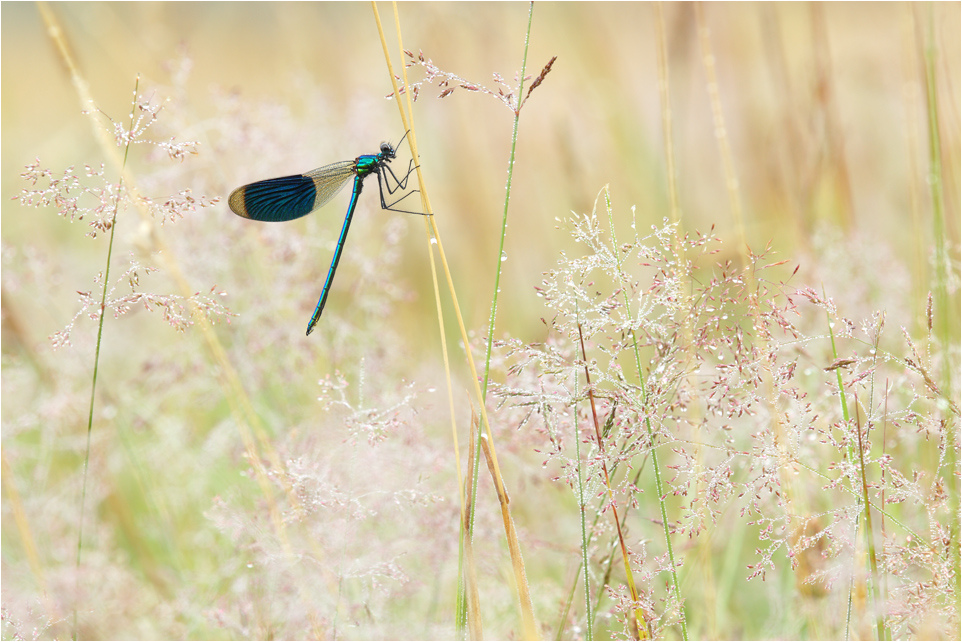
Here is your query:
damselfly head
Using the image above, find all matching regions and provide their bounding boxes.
[379,142,395,159]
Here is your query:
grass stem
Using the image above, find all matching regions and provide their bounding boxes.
[372,3,538,636]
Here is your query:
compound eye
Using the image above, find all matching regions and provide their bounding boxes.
[381,142,393,155]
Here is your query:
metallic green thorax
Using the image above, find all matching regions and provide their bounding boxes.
[353,154,381,177]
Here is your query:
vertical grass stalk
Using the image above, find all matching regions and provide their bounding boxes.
[470,0,535,629]
[596,189,686,640]
[574,345,594,640]
[71,75,139,640]
[372,3,538,637]
[854,396,886,640]
[470,0,535,544]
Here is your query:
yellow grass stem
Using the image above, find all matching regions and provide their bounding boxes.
[371,3,538,637]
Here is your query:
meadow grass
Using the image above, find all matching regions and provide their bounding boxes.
[2,3,959,640]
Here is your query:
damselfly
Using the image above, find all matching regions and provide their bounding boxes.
[229,136,420,335]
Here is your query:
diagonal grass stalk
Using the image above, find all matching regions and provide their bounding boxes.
[37,3,325,636]
[578,321,652,640]
[369,3,471,634]
[37,8,294,528]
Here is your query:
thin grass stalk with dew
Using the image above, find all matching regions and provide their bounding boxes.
[70,74,135,639]
[472,0,535,629]
[598,188,686,639]
[372,3,538,637]
[572,334,595,640]
[559,419,653,638]
[593,462,649,619]
[589,429,654,630]
[553,396,653,627]
[553,407,620,639]
[479,1,533,398]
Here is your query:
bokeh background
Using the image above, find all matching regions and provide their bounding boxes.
[3,2,961,338]
[2,2,959,640]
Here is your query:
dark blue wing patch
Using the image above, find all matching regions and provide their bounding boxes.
[229,174,317,222]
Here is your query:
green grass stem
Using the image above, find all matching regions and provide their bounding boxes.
[602,188,688,640]
[72,75,139,641]
[460,0,535,631]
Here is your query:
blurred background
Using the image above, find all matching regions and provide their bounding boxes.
[2,2,959,639]
[4,2,957,339]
